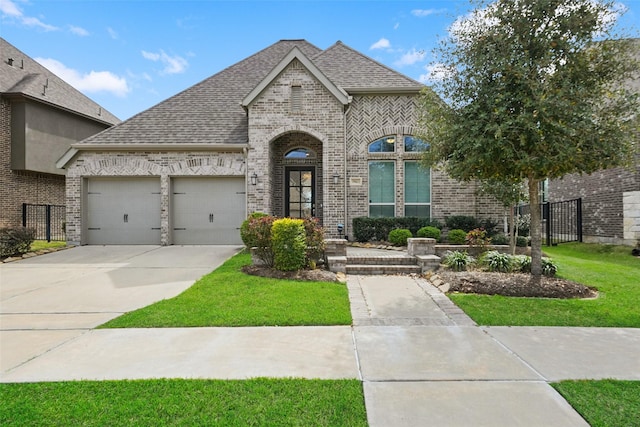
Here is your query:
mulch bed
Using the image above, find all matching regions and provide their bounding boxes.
[438,270,598,299]
[242,265,339,282]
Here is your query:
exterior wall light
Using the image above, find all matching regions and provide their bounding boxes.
[250,172,258,185]
[332,173,340,185]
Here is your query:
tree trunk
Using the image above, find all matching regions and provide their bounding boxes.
[509,206,516,255]
[528,177,542,284]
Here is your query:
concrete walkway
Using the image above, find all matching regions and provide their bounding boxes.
[2,249,640,426]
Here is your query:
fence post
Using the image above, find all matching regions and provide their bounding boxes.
[544,202,551,246]
[577,198,583,243]
[22,203,27,227]
[46,204,51,242]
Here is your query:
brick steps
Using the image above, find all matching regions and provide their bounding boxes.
[346,264,422,275]
[346,254,422,275]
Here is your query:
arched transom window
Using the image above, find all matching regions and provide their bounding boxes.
[285,147,316,159]
[368,136,396,153]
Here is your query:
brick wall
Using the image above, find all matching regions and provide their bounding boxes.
[549,159,640,245]
[0,98,65,228]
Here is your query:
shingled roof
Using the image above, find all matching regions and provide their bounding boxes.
[0,38,120,125]
[75,39,424,147]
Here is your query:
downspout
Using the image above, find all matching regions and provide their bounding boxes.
[343,100,352,239]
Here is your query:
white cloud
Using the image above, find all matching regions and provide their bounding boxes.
[0,0,58,31]
[69,25,89,36]
[411,8,446,17]
[419,63,452,83]
[107,27,119,39]
[394,48,426,67]
[394,22,400,30]
[0,0,21,17]
[35,57,130,97]
[141,49,188,74]
[370,38,391,50]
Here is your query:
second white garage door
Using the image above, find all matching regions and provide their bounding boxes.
[171,177,245,245]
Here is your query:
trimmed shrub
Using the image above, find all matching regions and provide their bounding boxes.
[352,217,441,242]
[417,226,441,241]
[491,233,509,245]
[302,217,325,267]
[516,236,529,247]
[443,250,475,272]
[447,229,467,245]
[271,218,306,271]
[240,212,270,248]
[388,229,412,246]
[0,227,36,257]
[445,216,479,232]
[243,215,276,267]
[481,251,513,273]
[465,228,491,252]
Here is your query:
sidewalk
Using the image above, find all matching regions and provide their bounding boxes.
[2,268,639,426]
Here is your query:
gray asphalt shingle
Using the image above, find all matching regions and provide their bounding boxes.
[0,37,120,125]
[74,39,424,146]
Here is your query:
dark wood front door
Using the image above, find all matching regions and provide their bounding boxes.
[285,167,315,218]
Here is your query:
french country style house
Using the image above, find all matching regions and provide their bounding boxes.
[58,39,503,245]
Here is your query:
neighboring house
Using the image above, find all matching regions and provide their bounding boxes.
[0,37,120,229]
[59,39,503,246]
[548,39,640,246]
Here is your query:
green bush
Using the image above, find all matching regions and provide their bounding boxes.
[243,215,276,267]
[445,216,479,232]
[443,250,475,272]
[447,229,467,245]
[491,234,509,245]
[240,212,270,248]
[515,255,531,273]
[271,218,306,271]
[352,217,441,242]
[481,251,513,272]
[542,258,558,277]
[516,236,529,247]
[0,227,36,257]
[388,229,412,246]
[417,226,441,241]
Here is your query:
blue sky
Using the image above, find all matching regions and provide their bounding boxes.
[2,0,638,121]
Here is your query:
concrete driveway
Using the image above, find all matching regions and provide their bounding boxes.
[0,245,241,373]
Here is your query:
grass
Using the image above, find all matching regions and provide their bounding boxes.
[0,378,367,427]
[29,240,67,251]
[100,252,352,328]
[553,380,640,427]
[449,243,640,326]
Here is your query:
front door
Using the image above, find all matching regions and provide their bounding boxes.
[285,167,315,218]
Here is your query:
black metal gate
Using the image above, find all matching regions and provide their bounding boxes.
[22,204,66,242]
[517,198,582,246]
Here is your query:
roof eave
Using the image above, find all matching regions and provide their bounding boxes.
[241,46,350,107]
[344,87,424,95]
[1,91,120,126]
[69,143,249,152]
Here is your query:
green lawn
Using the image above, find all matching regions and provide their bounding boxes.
[553,380,640,427]
[101,252,352,328]
[0,379,367,427]
[449,243,640,327]
[28,240,67,251]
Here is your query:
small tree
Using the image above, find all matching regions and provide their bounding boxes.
[419,0,639,282]
[478,178,528,255]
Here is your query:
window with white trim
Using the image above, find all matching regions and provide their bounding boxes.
[404,161,431,218]
[369,161,395,217]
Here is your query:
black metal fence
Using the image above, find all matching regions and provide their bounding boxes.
[22,204,66,242]
[517,198,582,246]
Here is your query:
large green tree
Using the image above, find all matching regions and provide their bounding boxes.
[419,0,638,281]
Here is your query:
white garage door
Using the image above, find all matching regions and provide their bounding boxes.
[86,178,161,245]
[171,177,245,245]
